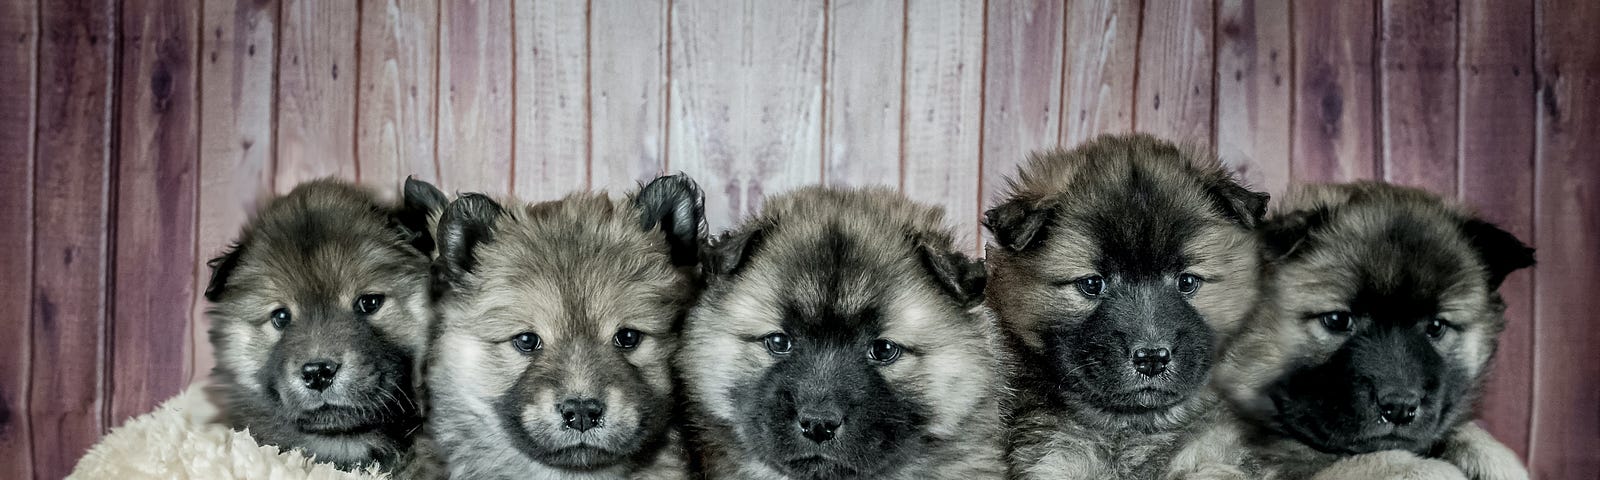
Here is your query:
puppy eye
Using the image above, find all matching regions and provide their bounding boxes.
[511,332,543,354]
[763,333,793,355]
[270,308,292,330]
[353,294,385,315]
[1424,317,1448,339]
[868,339,902,364]
[613,328,643,348]
[1176,273,1202,295]
[1319,312,1355,333]
[1076,275,1105,297]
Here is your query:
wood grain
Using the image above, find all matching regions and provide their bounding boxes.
[823,0,904,187]
[110,0,198,427]
[513,0,589,199]
[903,0,984,251]
[1457,0,1535,459]
[1134,0,1214,145]
[1379,0,1458,194]
[590,0,667,192]
[31,0,116,476]
[980,0,1063,204]
[1215,0,1291,195]
[1292,0,1379,182]
[275,0,358,187]
[1060,0,1139,145]
[0,0,36,476]
[438,0,513,196]
[668,0,825,228]
[358,0,439,193]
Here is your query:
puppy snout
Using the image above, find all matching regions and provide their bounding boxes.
[300,359,340,391]
[796,406,843,444]
[1376,388,1422,425]
[1131,346,1171,377]
[558,397,606,432]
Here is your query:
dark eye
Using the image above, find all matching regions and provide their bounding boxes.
[270,308,291,330]
[1177,273,1202,295]
[614,328,643,348]
[353,294,385,315]
[763,333,793,355]
[868,339,902,364]
[1319,312,1354,333]
[1076,275,1105,297]
[511,332,543,354]
[1425,317,1448,339]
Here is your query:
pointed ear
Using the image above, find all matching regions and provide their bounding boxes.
[633,173,706,267]
[1204,175,1270,229]
[1459,218,1535,289]
[434,194,503,293]
[1259,207,1328,261]
[983,199,1052,252]
[917,244,987,308]
[397,176,448,255]
[204,243,246,302]
[705,228,764,277]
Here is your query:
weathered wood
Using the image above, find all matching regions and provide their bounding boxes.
[823,0,904,187]
[980,0,1063,205]
[275,0,358,187]
[1215,0,1291,195]
[668,0,825,228]
[31,0,116,476]
[0,0,36,476]
[358,0,439,194]
[1379,0,1458,194]
[591,0,667,192]
[110,0,199,427]
[513,0,589,199]
[1292,0,1379,182]
[903,0,984,251]
[438,0,513,196]
[1135,0,1214,145]
[1060,0,1139,145]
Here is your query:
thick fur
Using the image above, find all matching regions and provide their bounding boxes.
[427,174,704,479]
[984,134,1267,479]
[679,186,1006,480]
[1192,182,1533,479]
[204,178,445,471]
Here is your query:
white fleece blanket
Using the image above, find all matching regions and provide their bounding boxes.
[69,384,388,480]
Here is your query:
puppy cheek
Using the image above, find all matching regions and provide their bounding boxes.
[684,332,771,422]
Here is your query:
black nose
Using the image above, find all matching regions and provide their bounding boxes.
[300,360,340,391]
[797,411,842,444]
[1378,392,1421,425]
[558,398,606,432]
[1132,347,1171,377]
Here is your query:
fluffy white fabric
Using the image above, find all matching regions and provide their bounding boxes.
[69,384,388,480]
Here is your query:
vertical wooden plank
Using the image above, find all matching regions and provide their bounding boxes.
[438,0,513,196]
[1531,0,1600,476]
[1458,0,1535,460]
[823,0,904,187]
[513,0,589,199]
[275,0,357,188]
[668,0,825,228]
[590,0,667,192]
[191,0,278,385]
[1291,1,1378,183]
[111,0,198,426]
[1134,0,1215,145]
[32,0,115,476]
[1379,0,1458,194]
[903,0,984,250]
[1060,0,1139,145]
[358,0,439,193]
[1216,0,1292,195]
[979,0,1062,202]
[0,0,36,476]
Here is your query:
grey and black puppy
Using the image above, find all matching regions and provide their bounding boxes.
[205,177,447,471]
[426,174,704,479]
[983,134,1267,479]
[679,186,1004,480]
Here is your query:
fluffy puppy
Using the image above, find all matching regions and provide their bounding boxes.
[426,174,705,479]
[679,186,1004,480]
[205,177,447,471]
[983,134,1268,479]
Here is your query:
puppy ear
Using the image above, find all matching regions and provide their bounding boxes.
[917,244,987,308]
[1259,207,1328,261]
[204,243,246,302]
[397,176,448,255]
[1459,218,1535,289]
[1204,175,1270,229]
[983,199,1051,252]
[705,228,764,277]
[633,173,706,267]
[434,193,503,293]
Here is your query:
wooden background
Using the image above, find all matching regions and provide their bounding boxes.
[0,0,1595,478]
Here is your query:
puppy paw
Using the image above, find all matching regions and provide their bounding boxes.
[1438,423,1529,480]
[1311,450,1467,480]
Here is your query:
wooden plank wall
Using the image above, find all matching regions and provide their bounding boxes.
[0,1,1594,477]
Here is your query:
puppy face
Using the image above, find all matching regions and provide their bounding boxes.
[1223,183,1534,455]
[681,187,994,480]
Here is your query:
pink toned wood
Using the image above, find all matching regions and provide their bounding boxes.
[31,1,115,476]
[979,0,1063,205]
[0,0,36,476]
[902,0,984,252]
[191,0,279,386]
[1458,0,1535,460]
[437,0,514,196]
[358,0,440,195]
[1291,1,1379,183]
[1215,0,1292,196]
[1379,0,1459,195]
[1134,0,1214,145]
[590,0,668,192]
[823,0,904,187]
[110,0,199,427]
[1060,0,1139,146]
[513,0,589,200]
[1531,0,1600,476]
[275,0,358,188]
[667,0,825,228]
